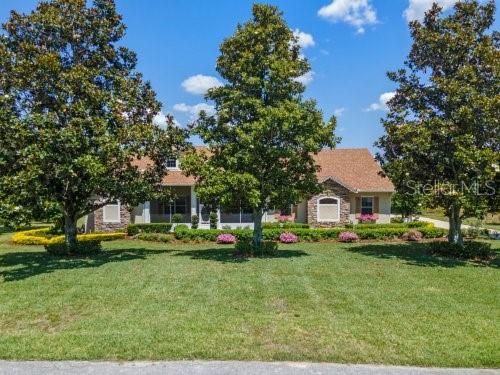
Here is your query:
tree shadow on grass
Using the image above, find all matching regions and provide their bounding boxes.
[174,248,309,264]
[345,242,499,268]
[0,248,173,282]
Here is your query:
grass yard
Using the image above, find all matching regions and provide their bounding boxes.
[0,230,499,367]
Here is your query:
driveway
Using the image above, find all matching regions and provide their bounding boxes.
[0,361,499,375]
[419,217,500,239]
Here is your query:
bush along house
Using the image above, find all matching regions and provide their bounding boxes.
[86,148,394,231]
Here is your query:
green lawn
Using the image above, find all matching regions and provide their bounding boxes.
[0,231,499,367]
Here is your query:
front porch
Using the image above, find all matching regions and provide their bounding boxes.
[134,186,262,229]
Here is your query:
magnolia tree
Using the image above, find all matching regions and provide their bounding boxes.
[0,0,188,249]
[182,4,338,247]
[376,1,499,245]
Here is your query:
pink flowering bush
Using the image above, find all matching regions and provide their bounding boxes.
[356,213,379,224]
[279,232,298,243]
[338,231,359,243]
[216,233,237,244]
[277,215,293,223]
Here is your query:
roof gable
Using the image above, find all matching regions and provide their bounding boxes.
[313,148,394,193]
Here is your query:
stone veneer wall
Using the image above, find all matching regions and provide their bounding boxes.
[94,204,131,232]
[307,180,351,227]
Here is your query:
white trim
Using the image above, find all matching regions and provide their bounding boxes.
[190,186,197,217]
[103,201,121,223]
[361,196,374,215]
[144,201,151,224]
[166,157,180,171]
[317,196,341,222]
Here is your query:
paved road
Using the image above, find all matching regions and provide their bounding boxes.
[0,361,498,375]
[419,217,500,239]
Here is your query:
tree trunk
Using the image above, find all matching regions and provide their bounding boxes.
[448,204,463,246]
[252,208,264,248]
[64,213,78,251]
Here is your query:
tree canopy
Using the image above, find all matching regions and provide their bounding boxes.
[376,0,499,244]
[182,3,338,246]
[0,0,188,248]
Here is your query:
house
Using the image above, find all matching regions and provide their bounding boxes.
[87,148,394,231]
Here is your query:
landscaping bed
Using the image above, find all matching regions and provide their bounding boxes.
[169,222,447,243]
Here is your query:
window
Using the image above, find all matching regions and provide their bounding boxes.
[220,202,253,224]
[361,197,374,215]
[317,197,340,222]
[103,202,120,223]
[150,187,191,223]
[166,158,177,169]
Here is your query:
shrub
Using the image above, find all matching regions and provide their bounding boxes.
[172,213,184,223]
[12,228,125,245]
[344,221,431,230]
[127,223,172,236]
[429,241,494,260]
[174,228,252,242]
[136,233,173,243]
[356,213,379,224]
[174,224,189,232]
[419,227,447,238]
[338,231,359,242]
[262,222,309,229]
[12,228,53,245]
[191,215,199,229]
[235,240,278,256]
[209,212,218,229]
[402,229,423,241]
[277,215,293,223]
[279,232,298,243]
[78,233,125,241]
[216,233,237,244]
[45,238,102,256]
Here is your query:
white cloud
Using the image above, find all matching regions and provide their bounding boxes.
[334,107,346,116]
[293,29,315,49]
[318,0,378,34]
[153,111,180,128]
[181,74,223,95]
[295,71,315,86]
[173,102,216,119]
[404,0,456,22]
[365,92,396,112]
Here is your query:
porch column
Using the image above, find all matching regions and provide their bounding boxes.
[190,186,197,218]
[144,201,151,223]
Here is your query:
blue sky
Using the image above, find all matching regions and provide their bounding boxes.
[0,0,497,151]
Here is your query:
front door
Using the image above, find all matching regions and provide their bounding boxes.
[198,202,211,228]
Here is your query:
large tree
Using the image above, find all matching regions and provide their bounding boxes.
[376,0,499,245]
[0,0,188,248]
[182,4,338,247]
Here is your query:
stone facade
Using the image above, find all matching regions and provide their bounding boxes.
[94,204,131,232]
[307,179,351,227]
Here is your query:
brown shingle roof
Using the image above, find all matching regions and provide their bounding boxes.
[132,157,196,186]
[133,147,394,192]
[313,148,394,192]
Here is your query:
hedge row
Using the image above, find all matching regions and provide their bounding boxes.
[173,226,447,242]
[12,228,126,246]
[136,233,174,243]
[344,221,432,230]
[262,222,310,229]
[174,228,253,242]
[127,223,173,236]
